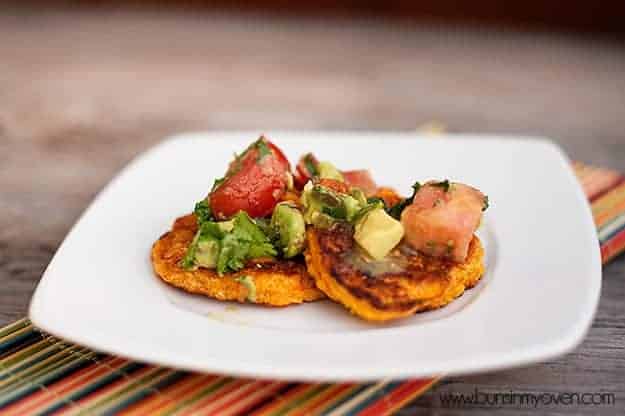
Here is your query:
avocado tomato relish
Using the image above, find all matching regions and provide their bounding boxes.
[180,135,488,274]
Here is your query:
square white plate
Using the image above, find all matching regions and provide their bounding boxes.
[29,132,601,382]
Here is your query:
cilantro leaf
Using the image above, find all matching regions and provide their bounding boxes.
[353,197,385,223]
[193,199,213,225]
[430,179,450,192]
[255,139,271,162]
[211,177,225,192]
[182,211,277,275]
[387,181,421,219]
[366,197,387,208]
[216,212,276,274]
[482,195,489,211]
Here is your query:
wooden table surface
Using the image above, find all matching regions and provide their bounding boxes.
[1,11,624,414]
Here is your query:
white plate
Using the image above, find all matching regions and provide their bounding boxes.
[29,132,601,382]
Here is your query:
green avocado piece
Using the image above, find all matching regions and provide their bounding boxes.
[301,181,371,227]
[194,237,220,268]
[342,195,362,221]
[354,208,404,260]
[317,161,344,181]
[271,202,306,258]
[235,275,257,302]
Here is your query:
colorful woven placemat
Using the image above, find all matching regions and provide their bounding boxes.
[0,162,623,415]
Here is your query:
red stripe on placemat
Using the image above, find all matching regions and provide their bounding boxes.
[291,384,356,416]
[203,380,272,415]
[249,383,317,416]
[601,228,625,263]
[175,379,252,416]
[65,365,158,411]
[589,175,625,202]
[3,357,127,416]
[356,379,437,416]
[219,381,288,416]
[118,374,218,415]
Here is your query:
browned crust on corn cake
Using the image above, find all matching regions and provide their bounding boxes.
[151,214,324,306]
[305,223,484,321]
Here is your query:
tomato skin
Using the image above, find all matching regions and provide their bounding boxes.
[293,171,307,190]
[267,141,290,171]
[294,153,319,190]
[342,170,377,196]
[210,138,290,219]
[293,154,377,196]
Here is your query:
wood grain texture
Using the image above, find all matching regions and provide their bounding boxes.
[0,11,624,414]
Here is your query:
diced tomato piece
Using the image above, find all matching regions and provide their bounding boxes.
[401,181,486,262]
[210,137,291,219]
[317,178,350,194]
[343,170,377,196]
[294,153,319,190]
[373,187,403,208]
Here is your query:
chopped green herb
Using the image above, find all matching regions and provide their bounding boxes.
[352,198,385,223]
[322,205,347,220]
[387,181,421,219]
[253,217,273,236]
[366,197,387,207]
[181,211,276,275]
[431,179,451,192]
[211,177,225,192]
[482,195,489,211]
[235,275,257,302]
[255,139,271,162]
[193,199,213,225]
[216,212,276,274]
[226,137,271,177]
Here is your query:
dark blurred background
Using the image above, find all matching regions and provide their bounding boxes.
[9,1,625,34]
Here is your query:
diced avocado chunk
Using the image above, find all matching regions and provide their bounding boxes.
[301,181,332,227]
[317,161,344,181]
[354,208,404,260]
[235,275,257,302]
[217,219,234,233]
[349,188,368,206]
[194,237,220,268]
[342,195,362,221]
[270,202,306,258]
[300,181,367,227]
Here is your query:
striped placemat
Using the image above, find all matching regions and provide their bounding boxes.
[0,161,623,415]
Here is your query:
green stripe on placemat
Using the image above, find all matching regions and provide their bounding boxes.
[0,161,622,416]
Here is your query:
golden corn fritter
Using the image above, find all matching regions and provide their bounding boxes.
[152,214,325,306]
[305,224,485,322]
